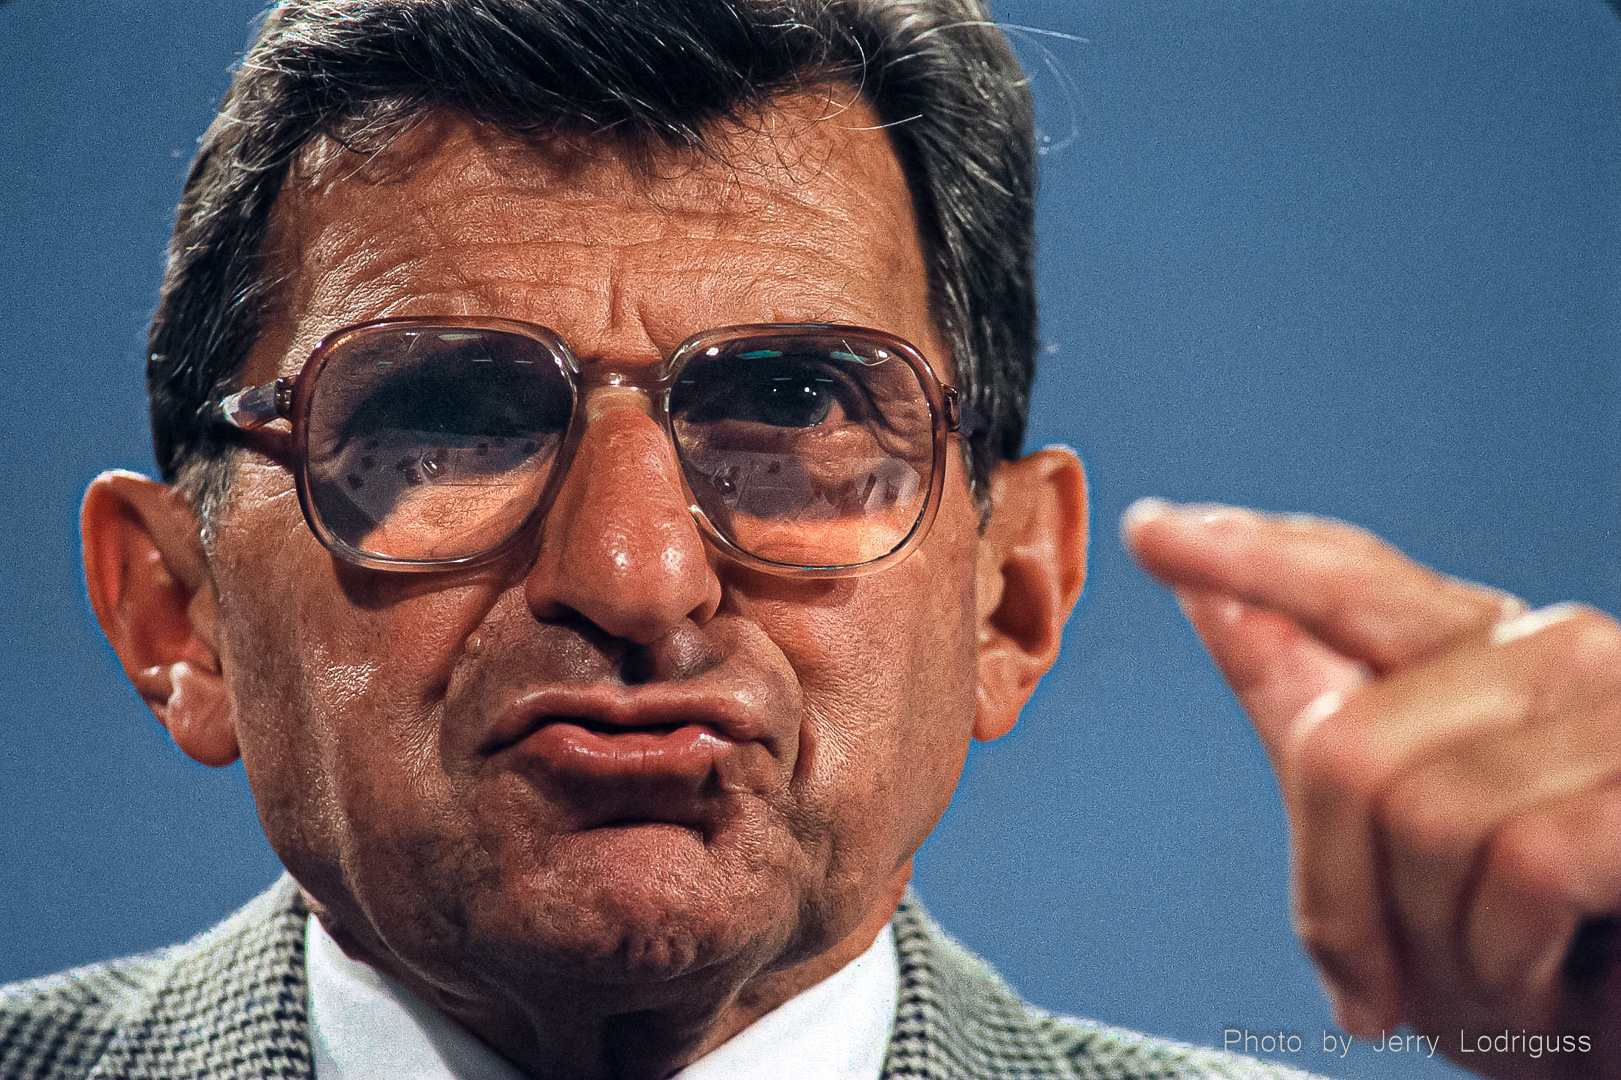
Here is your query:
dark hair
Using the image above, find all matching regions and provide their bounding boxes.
[148,0,1037,510]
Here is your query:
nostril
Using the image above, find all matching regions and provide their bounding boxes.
[622,645,656,686]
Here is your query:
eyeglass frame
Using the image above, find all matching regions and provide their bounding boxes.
[207,316,975,578]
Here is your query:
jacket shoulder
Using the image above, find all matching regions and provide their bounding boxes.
[0,877,311,1080]
[0,950,173,1080]
[888,896,1326,1080]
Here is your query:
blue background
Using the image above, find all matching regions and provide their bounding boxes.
[2,4,1618,1079]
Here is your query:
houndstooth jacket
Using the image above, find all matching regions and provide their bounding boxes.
[1,877,1320,1080]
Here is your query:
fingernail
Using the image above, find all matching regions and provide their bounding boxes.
[1295,689,1346,736]
[1121,498,1262,545]
[1490,602,1583,646]
[1185,501,1255,526]
[1119,496,1171,542]
[1496,593,1531,622]
[1177,592,1245,626]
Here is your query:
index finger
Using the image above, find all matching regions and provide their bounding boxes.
[1121,498,1517,674]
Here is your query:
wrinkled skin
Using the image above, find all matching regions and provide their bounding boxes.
[82,95,1087,1080]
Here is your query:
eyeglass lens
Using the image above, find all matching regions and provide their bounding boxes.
[301,326,935,568]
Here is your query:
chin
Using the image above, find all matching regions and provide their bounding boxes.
[438,824,804,992]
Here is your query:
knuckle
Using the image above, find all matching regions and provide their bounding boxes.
[1293,911,1385,992]
[1552,610,1621,681]
[1287,717,1388,809]
[1277,509,1347,537]
[1307,578,1364,634]
[1378,779,1470,862]
[1493,607,1621,718]
[1308,522,1388,577]
[1484,818,1570,906]
[1337,525,1405,577]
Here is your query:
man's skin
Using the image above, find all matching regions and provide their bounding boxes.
[78,95,1086,1080]
[74,87,1621,1080]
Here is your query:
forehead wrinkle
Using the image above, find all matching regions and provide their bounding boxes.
[299,219,882,336]
[268,194,462,351]
[281,98,913,247]
[284,190,854,302]
[296,104,907,252]
[263,96,936,374]
[618,257,861,337]
[427,183,865,258]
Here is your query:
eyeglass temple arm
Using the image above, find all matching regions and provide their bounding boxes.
[211,377,296,431]
[942,387,987,439]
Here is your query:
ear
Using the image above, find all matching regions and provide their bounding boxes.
[973,448,1088,742]
[81,470,240,767]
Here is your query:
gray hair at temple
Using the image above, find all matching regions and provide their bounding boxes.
[147,0,1038,513]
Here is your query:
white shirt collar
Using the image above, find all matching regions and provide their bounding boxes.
[307,914,898,1080]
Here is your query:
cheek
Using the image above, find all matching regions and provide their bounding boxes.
[755,517,980,872]
[208,466,500,857]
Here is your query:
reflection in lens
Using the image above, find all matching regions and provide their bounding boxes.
[672,335,934,566]
[304,327,573,561]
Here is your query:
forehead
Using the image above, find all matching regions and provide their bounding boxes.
[256,93,942,375]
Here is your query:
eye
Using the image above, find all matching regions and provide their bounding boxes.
[675,354,864,429]
[337,350,571,447]
[733,362,837,428]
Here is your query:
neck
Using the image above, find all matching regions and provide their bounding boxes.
[304,871,909,1080]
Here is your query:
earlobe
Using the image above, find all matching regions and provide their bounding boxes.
[81,470,240,767]
[973,449,1088,742]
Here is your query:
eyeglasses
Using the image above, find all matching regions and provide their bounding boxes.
[210,317,972,577]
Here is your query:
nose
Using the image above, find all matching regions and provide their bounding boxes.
[524,399,722,644]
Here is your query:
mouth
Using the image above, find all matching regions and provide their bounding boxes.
[563,715,690,737]
[514,718,730,781]
[481,687,767,787]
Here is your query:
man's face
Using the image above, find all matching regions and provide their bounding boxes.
[205,97,989,1005]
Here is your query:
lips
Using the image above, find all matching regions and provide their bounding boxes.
[513,718,729,781]
[480,686,769,786]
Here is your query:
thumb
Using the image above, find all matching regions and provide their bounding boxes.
[1175,588,1370,769]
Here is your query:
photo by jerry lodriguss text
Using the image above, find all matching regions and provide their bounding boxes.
[1222,1027,1593,1064]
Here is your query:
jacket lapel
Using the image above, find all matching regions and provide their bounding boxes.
[883,895,1077,1080]
[87,876,313,1080]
